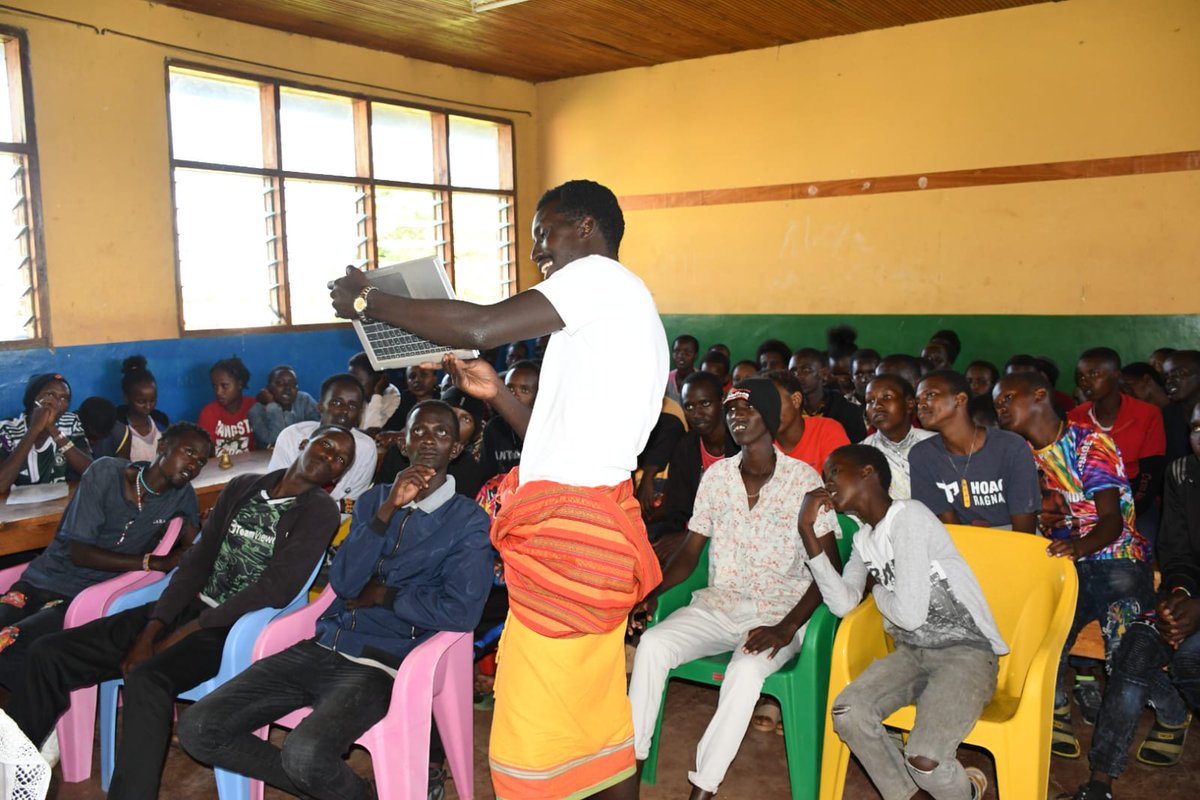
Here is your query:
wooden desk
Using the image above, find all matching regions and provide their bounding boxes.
[0,451,273,558]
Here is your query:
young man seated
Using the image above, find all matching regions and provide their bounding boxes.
[852,348,881,405]
[0,423,208,690]
[875,354,924,395]
[756,338,791,373]
[1070,347,1166,531]
[764,370,851,472]
[652,371,739,544]
[699,349,732,394]
[377,387,489,501]
[665,334,699,404]
[909,370,1039,532]
[789,347,867,442]
[4,426,352,799]
[270,373,375,504]
[1069,402,1200,799]
[0,373,92,495]
[479,359,540,481]
[731,359,758,385]
[994,372,1155,759]
[177,401,493,800]
[627,379,841,800]
[348,352,398,436]
[1120,362,1170,409]
[1163,349,1200,462]
[860,375,935,500]
[799,445,1004,800]
[965,360,1000,400]
[249,365,320,449]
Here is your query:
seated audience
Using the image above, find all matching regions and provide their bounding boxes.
[653,371,739,540]
[348,352,399,435]
[177,401,493,800]
[0,424,208,689]
[922,328,962,370]
[5,426,352,799]
[860,375,935,499]
[908,370,1038,532]
[1120,362,1171,409]
[699,349,732,393]
[1164,350,1200,462]
[875,353,923,392]
[249,365,320,449]
[117,356,170,463]
[731,359,758,385]
[0,373,92,494]
[1005,353,1076,413]
[628,379,841,800]
[798,445,1002,800]
[1070,347,1166,526]
[480,360,540,481]
[756,338,791,373]
[1068,402,1200,799]
[1150,347,1177,377]
[789,347,867,442]
[994,371,1154,759]
[382,365,441,432]
[377,387,488,500]
[636,401,687,519]
[77,396,130,460]
[851,348,881,404]
[666,334,699,404]
[270,374,375,503]
[826,325,859,400]
[965,359,1000,399]
[198,356,255,455]
[765,370,851,471]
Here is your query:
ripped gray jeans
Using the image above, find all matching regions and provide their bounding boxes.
[831,642,997,800]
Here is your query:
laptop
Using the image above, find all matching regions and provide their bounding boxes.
[350,256,479,370]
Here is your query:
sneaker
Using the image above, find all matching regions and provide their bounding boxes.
[965,766,988,800]
[1070,779,1114,799]
[1074,676,1102,726]
[1052,704,1081,759]
[428,765,447,800]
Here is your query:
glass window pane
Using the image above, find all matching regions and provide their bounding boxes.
[168,69,264,168]
[0,153,35,340]
[280,89,356,176]
[376,188,444,265]
[448,116,509,190]
[175,169,281,330]
[0,40,18,144]
[451,192,513,304]
[372,104,436,184]
[284,179,362,325]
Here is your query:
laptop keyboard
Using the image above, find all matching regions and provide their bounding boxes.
[362,320,452,361]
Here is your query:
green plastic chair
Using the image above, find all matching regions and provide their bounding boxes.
[640,514,859,799]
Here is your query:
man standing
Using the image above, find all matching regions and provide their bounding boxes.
[331,180,666,799]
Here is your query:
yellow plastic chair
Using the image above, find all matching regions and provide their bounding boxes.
[818,524,1078,800]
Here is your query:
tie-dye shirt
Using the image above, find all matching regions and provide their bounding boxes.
[1030,422,1146,562]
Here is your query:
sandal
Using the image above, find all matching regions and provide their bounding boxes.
[1052,704,1081,759]
[1136,712,1191,766]
[751,699,781,733]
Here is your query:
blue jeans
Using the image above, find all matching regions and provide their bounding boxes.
[1088,622,1200,778]
[177,639,394,800]
[1056,559,1155,707]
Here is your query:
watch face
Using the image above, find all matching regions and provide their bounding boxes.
[353,296,367,313]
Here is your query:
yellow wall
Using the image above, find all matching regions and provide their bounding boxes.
[2,0,540,347]
[536,0,1200,315]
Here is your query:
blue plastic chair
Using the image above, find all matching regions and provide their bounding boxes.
[96,557,323,799]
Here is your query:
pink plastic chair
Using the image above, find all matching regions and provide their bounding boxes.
[246,585,476,800]
[51,517,187,782]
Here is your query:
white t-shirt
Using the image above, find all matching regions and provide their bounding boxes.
[522,254,668,487]
[269,421,376,501]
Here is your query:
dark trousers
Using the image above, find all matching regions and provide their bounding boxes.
[5,598,230,800]
[177,639,393,800]
[1089,622,1200,778]
[0,580,70,691]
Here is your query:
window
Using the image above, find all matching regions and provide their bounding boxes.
[167,65,516,332]
[0,29,45,345]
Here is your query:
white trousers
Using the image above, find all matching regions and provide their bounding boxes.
[628,600,806,792]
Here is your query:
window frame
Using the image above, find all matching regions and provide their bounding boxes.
[0,25,49,349]
[164,60,518,337]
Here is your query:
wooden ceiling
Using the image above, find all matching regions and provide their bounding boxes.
[160,0,1051,83]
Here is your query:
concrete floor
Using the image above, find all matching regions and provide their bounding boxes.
[41,679,1199,800]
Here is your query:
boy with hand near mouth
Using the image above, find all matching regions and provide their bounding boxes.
[798,444,1005,800]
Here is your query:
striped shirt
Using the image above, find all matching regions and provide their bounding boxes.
[0,412,88,485]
